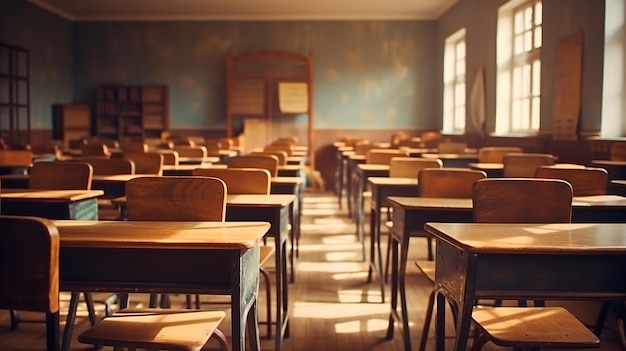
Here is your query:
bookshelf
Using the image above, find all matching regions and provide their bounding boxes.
[52,103,91,148]
[95,85,168,142]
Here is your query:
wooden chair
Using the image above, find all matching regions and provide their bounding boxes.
[383,157,443,280]
[82,157,135,175]
[0,149,33,166]
[264,144,294,157]
[0,215,61,351]
[193,167,275,338]
[125,175,226,305]
[365,148,408,165]
[478,146,524,163]
[437,141,467,154]
[173,145,208,158]
[610,141,626,161]
[125,152,164,175]
[535,166,609,196]
[420,131,442,147]
[121,140,149,154]
[228,154,279,177]
[412,168,487,351]
[502,153,556,177]
[80,143,111,158]
[253,150,288,165]
[470,178,599,350]
[29,161,93,190]
[155,149,180,166]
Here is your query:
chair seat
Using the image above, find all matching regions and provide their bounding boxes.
[78,308,227,351]
[260,245,275,266]
[471,306,599,350]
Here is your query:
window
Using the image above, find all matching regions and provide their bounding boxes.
[496,0,542,134]
[443,28,466,134]
[601,0,626,137]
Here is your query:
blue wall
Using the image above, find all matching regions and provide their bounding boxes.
[72,20,438,130]
[0,0,74,129]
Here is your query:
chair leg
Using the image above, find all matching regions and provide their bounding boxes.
[260,266,272,339]
[418,288,436,351]
[46,311,61,351]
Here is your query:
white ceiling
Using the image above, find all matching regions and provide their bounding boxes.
[28,0,457,21]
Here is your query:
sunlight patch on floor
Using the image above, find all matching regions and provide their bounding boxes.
[297,242,362,253]
[326,251,361,261]
[332,271,369,280]
[335,318,389,333]
[296,261,364,273]
[292,301,388,319]
[337,289,382,303]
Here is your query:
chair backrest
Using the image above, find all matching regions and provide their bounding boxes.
[478,146,524,163]
[121,141,148,154]
[227,154,279,177]
[0,215,59,315]
[252,150,287,165]
[125,152,164,175]
[365,148,408,165]
[264,144,294,157]
[193,168,271,194]
[271,137,298,146]
[126,176,226,221]
[80,143,111,158]
[388,157,443,178]
[535,166,609,196]
[0,150,33,166]
[82,157,135,175]
[29,161,93,190]
[473,178,573,223]
[418,168,487,198]
[437,141,467,154]
[610,142,626,161]
[173,145,207,158]
[502,153,556,177]
[154,150,179,166]
[353,142,376,156]
[420,131,443,148]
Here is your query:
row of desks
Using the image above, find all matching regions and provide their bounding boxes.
[0,160,307,351]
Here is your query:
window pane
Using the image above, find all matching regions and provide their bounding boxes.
[514,11,524,34]
[457,82,466,105]
[521,98,530,129]
[524,7,533,30]
[524,31,532,52]
[456,41,465,59]
[513,66,522,98]
[512,99,522,129]
[514,35,524,55]
[532,60,541,95]
[531,96,540,129]
[534,27,542,48]
[456,59,465,75]
[535,2,542,25]
[522,63,531,97]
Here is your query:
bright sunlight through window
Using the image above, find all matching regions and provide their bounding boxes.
[443,28,467,134]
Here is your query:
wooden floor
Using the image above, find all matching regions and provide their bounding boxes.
[0,190,624,350]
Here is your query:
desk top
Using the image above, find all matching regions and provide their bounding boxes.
[591,160,626,167]
[368,177,418,186]
[112,193,295,208]
[178,156,219,164]
[358,164,390,171]
[272,176,304,185]
[468,162,503,171]
[424,222,626,254]
[388,195,626,209]
[54,220,270,249]
[1,189,104,201]
[421,152,479,160]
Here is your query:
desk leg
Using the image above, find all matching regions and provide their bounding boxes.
[356,174,366,261]
[367,202,385,303]
[386,234,399,340]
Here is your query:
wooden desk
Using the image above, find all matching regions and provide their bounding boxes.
[366,177,418,302]
[397,147,437,157]
[92,174,153,198]
[207,149,238,164]
[177,156,219,165]
[55,220,270,351]
[611,179,626,196]
[468,162,504,177]
[420,152,479,167]
[162,163,212,176]
[1,189,104,220]
[111,193,294,351]
[0,174,29,188]
[277,164,304,178]
[271,176,304,282]
[353,164,389,259]
[0,163,31,175]
[424,222,626,351]
[346,154,366,218]
[591,160,626,180]
[386,195,626,351]
[224,194,294,351]
[334,147,353,207]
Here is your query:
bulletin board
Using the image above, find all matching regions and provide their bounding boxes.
[553,32,584,141]
[226,50,315,168]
